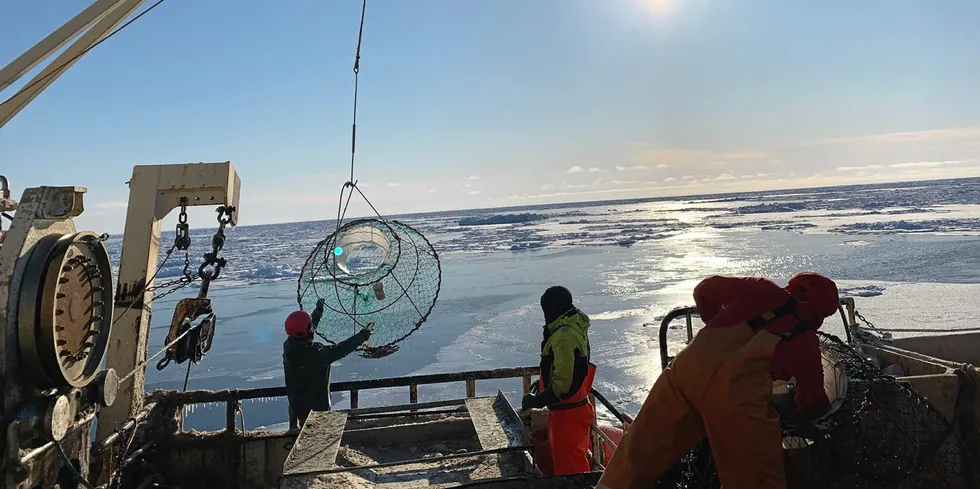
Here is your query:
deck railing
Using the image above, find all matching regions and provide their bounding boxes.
[150,365,632,434]
[658,297,860,369]
[118,298,861,471]
[140,365,635,473]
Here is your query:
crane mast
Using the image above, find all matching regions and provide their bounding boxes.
[0,0,150,130]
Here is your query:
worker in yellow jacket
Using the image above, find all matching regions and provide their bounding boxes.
[521,286,597,475]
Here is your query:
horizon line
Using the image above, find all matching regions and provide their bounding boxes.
[129,174,979,235]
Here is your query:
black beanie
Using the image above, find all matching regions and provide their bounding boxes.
[541,286,574,324]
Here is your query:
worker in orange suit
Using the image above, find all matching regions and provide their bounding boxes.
[522,285,597,475]
[596,272,840,489]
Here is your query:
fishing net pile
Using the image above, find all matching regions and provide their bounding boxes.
[297,218,441,358]
[656,332,980,489]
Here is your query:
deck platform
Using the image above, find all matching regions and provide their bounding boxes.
[464,391,530,451]
[282,410,349,477]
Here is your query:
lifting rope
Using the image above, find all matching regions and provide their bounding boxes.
[334,0,381,229]
[297,0,442,358]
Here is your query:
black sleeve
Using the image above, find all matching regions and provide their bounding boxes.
[317,329,370,364]
[311,300,326,329]
[531,388,561,408]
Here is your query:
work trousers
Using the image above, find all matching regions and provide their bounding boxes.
[548,400,596,475]
[597,323,786,489]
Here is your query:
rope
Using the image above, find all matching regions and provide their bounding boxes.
[117,321,202,385]
[55,441,97,489]
[0,0,168,111]
[182,360,192,391]
[335,0,372,229]
[854,308,980,334]
[108,247,175,329]
[108,341,195,487]
[872,327,980,333]
[350,0,366,185]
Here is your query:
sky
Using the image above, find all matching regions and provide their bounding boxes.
[1,0,980,233]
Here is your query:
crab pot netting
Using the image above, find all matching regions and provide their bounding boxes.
[656,332,980,489]
[297,219,441,358]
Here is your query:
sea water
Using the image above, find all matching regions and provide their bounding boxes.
[104,177,980,431]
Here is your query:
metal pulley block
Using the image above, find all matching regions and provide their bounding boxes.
[194,312,217,361]
[156,296,213,370]
[163,313,217,367]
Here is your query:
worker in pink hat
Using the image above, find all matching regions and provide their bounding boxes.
[282,298,373,425]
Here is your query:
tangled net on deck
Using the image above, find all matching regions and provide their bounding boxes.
[657,332,980,489]
[297,219,441,358]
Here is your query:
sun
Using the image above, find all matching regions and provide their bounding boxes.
[639,0,678,19]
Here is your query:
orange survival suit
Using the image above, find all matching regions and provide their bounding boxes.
[596,273,840,489]
[522,286,597,475]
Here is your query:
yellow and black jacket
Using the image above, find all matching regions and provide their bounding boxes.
[535,308,592,407]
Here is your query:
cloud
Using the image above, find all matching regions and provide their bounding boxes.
[468,190,480,195]
[681,175,695,180]
[888,159,975,168]
[567,165,584,173]
[837,160,976,171]
[663,177,676,182]
[588,167,606,173]
[632,148,768,166]
[837,165,884,171]
[822,126,980,145]
[388,182,402,187]
[509,186,667,200]
[428,189,437,193]
[540,184,554,190]
[468,175,480,180]
[615,165,651,171]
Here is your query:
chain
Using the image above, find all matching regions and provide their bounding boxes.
[108,200,192,329]
[147,277,195,301]
[144,203,234,301]
[174,197,191,251]
[176,199,195,284]
[853,309,880,330]
[197,206,234,295]
[147,198,198,300]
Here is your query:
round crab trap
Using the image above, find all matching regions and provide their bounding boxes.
[297,218,441,358]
